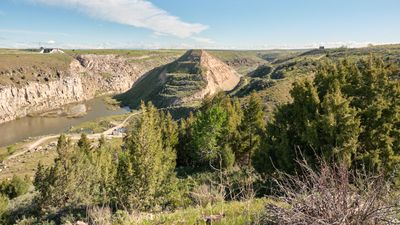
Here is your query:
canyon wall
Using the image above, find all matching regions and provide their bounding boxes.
[0,53,178,124]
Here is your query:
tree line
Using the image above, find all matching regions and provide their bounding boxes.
[5,56,398,222]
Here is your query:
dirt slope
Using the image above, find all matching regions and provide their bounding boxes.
[117,50,240,108]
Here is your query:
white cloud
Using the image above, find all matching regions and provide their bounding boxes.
[29,0,208,38]
[257,41,398,50]
[0,29,69,36]
[191,37,215,44]
[47,40,56,44]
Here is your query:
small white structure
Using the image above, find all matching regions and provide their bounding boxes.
[39,47,64,54]
[112,127,127,136]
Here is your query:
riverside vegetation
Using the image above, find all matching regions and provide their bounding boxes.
[1,47,400,224]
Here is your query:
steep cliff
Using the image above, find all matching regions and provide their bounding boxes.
[0,52,179,124]
[117,50,240,108]
[0,75,86,123]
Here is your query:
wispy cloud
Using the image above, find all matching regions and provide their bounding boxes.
[0,10,4,16]
[258,41,398,50]
[0,29,69,36]
[29,0,208,38]
[191,37,215,44]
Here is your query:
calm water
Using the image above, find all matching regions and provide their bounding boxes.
[0,98,129,147]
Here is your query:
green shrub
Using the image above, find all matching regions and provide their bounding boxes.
[0,176,30,199]
[112,210,131,225]
[0,194,8,216]
[7,145,16,155]
[14,216,37,225]
[221,146,235,169]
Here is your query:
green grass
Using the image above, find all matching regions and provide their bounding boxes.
[0,148,58,180]
[208,50,268,75]
[0,53,73,86]
[0,146,14,162]
[0,49,39,54]
[208,49,308,75]
[0,138,58,179]
[0,137,125,180]
[64,49,184,56]
[138,198,272,225]
[68,113,130,134]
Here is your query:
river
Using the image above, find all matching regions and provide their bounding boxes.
[0,98,129,147]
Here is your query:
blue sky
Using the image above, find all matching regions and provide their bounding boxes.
[0,0,399,49]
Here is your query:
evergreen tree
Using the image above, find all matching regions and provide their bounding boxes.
[221,96,243,167]
[157,111,179,206]
[56,134,70,160]
[255,57,400,175]
[98,134,107,149]
[114,151,134,208]
[239,92,265,166]
[316,82,360,166]
[34,134,111,211]
[176,112,196,166]
[77,133,91,153]
[116,102,177,210]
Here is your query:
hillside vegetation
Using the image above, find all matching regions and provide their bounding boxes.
[1,45,400,224]
[0,53,72,86]
[116,49,240,109]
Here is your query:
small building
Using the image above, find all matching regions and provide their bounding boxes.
[319,46,325,50]
[39,47,64,54]
[112,127,127,136]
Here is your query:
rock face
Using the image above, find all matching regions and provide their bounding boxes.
[0,75,86,123]
[117,50,240,108]
[180,50,240,103]
[0,53,178,124]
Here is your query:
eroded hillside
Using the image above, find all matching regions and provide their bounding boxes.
[117,50,240,108]
[0,50,182,124]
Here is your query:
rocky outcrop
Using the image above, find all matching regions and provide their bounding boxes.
[179,50,240,103]
[0,53,178,124]
[118,50,240,108]
[73,54,176,95]
[0,75,87,123]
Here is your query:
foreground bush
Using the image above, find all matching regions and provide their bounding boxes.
[264,160,400,225]
[0,176,30,199]
[94,198,269,225]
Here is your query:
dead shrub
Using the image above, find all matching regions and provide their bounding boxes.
[87,206,112,225]
[264,160,400,225]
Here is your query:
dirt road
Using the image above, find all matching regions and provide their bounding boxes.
[5,113,136,162]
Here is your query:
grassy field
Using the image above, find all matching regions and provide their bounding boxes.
[63,49,184,57]
[0,136,125,180]
[68,113,131,134]
[0,147,57,180]
[138,198,270,225]
[0,53,72,85]
[83,198,272,225]
[208,50,268,75]
[0,48,184,87]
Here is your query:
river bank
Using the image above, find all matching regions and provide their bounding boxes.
[0,97,129,147]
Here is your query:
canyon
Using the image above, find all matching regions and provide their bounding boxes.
[0,52,179,124]
[0,49,244,124]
